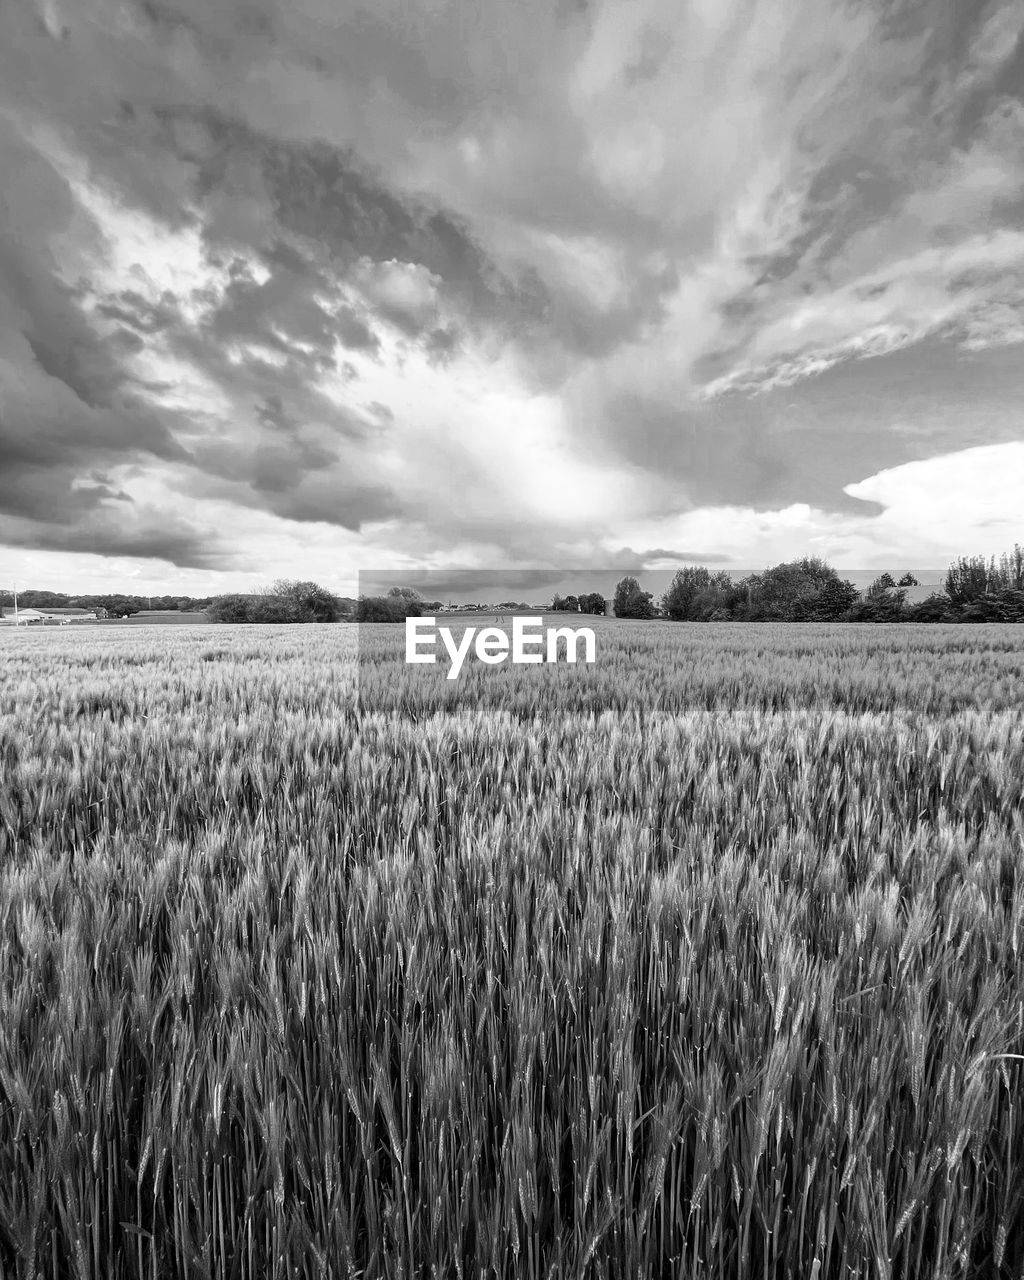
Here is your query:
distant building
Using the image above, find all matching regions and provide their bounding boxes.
[1,608,57,625]
[901,584,944,605]
[1,607,97,625]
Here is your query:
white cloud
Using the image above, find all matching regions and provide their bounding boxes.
[842,442,1024,554]
[319,329,648,532]
[353,258,442,332]
[701,227,1024,397]
[514,230,630,314]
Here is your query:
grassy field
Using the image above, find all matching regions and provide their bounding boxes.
[1,621,1022,1279]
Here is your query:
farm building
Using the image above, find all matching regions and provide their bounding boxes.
[1,607,98,625]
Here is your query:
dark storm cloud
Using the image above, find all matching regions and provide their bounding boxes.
[0,16,441,564]
[103,93,671,365]
[0,305,192,523]
[182,372,397,523]
[78,255,395,528]
[186,459,402,530]
[206,265,341,365]
[265,483,400,528]
[334,306,380,354]
[0,164,187,459]
[0,512,231,568]
[0,120,215,570]
[169,111,557,351]
[0,496,231,568]
[0,459,116,524]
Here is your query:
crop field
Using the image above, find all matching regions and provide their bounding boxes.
[1,621,1023,1280]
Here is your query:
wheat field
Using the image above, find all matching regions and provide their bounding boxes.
[1,621,1022,1279]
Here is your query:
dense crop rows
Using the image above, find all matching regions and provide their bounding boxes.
[1,621,1022,1279]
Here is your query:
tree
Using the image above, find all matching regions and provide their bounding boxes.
[848,575,909,621]
[387,586,423,601]
[661,567,712,620]
[944,545,1024,609]
[612,576,655,619]
[945,555,990,608]
[845,576,908,621]
[866,575,907,603]
[1002,544,1024,591]
[551,594,580,612]
[578,592,607,615]
[897,572,919,587]
[989,545,1024,593]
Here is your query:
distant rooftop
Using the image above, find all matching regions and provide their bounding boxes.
[1,605,90,616]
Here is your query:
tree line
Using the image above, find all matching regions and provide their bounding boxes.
[605,544,1024,622]
[211,584,440,623]
[551,592,607,614]
[0,590,221,617]
[0,583,357,623]
[7,545,1021,625]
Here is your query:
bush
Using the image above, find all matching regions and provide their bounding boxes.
[958,592,1024,623]
[845,593,907,623]
[207,582,345,623]
[356,596,423,623]
[905,594,957,623]
[206,595,256,623]
[270,580,345,622]
[661,568,732,621]
[742,559,859,622]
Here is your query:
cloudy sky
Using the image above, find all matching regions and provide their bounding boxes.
[2,0,1022,595]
